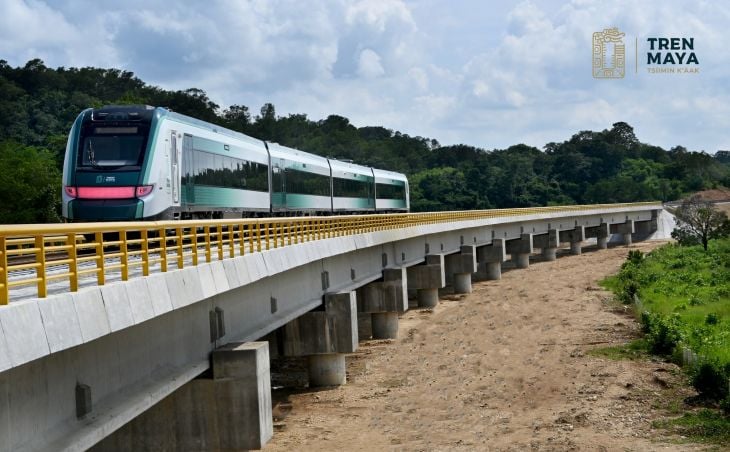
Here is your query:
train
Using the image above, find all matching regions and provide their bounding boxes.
[61,105,409,221]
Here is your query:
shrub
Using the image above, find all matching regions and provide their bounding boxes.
[691,361,730,401]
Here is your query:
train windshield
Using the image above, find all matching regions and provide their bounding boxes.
[78,126,148,169]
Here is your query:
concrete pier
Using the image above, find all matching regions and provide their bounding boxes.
[445,246,477,294]
[371,312,399,338]
[560,226,585,256]
[597,236,608,249]
[506,234,533,269]
[357,268,407,339]
[407,254,445,308]
[511,252,530,268]
[542,247,557,260]
[309,353,346,386]
[570,241,582,255]
[92,342,273,451]
[417,288,439,307]
[614,220,635,246]
[282,291,358,387]
[587,222,610,249]
[534,229,560,261]
[622,233,633,245]
[453,273,472,293]
[475,238,506,280]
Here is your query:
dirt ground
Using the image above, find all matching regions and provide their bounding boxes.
[265,241,706,451]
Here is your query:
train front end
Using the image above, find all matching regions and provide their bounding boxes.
[62,105,164,221]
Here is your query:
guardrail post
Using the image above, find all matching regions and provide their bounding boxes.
[227,224,235,258]
[35,236,47,298]
[0,237,7,304]
[66,233,79,292]
[94,232,105,285]
[141,230,150,276]
[158,227,168,272]
[204,226,212,263]
[120,230,129,281]
[236,223,244,256]
[176,227,184,269]
[217,225,224,260]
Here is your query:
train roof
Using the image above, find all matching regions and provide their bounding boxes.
[328,158,374,178]
[372,168,408,182]
[267,142,330,168]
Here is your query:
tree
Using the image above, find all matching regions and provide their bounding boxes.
[0,141,61,223]
[671,195,730,250]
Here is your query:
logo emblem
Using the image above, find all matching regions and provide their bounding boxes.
[593,27,625,78]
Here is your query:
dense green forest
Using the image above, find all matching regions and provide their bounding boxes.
[1,59,729,223]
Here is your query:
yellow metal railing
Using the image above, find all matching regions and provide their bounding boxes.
[0,202,660,304]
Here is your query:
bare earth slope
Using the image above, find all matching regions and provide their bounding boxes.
[266,242,703,451]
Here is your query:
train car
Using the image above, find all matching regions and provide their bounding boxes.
[328,159,375,213]
[62,105,409,221]
[268,142,332,215]
[62,105,270,221]
[373,168,409,212]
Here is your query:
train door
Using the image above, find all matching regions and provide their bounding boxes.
[170,131,181,205]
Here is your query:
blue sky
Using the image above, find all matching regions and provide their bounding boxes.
[1,0,728,153]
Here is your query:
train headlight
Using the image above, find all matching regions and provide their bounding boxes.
[135,185,154,197]
[64,186,77,198]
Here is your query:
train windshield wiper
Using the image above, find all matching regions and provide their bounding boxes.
[87,141,100,169]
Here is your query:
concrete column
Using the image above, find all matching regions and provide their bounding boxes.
[597,236,608,249]
[453,273,472,293]
[92,342,274,451]
[483,261,502,280]
[282,291,357,387]
[475,239,506,281]
[560,226,585,256]
[534,229,559,261]
[445,245,477,294]
[357,268,407,339]
[506,234,533,269]
[309,353,346,386]
[211,342,273,449]
[417,288,439,308]
[614,220,635,246]
[511,252,530,268]
[407,255,445,308]
[542,247,557,261]
[371,312,399,339]
[570,241,582,255]
[587,223,610,249]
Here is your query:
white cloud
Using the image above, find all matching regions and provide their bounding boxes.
[357,48,385,78]
[0,0,727,153]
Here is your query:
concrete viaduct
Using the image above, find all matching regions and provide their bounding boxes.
[0,202,662,451]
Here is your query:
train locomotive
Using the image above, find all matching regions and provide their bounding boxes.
[61,105,409,221]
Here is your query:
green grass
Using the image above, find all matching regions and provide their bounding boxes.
[602,239,730,368]
[588,338,649,360]
[601,239,730,445]
[653,410,730,446]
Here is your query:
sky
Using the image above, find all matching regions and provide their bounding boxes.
[1,0,728,153]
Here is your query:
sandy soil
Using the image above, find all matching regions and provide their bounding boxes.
[693,188,730,202]
[265,241,705,451]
